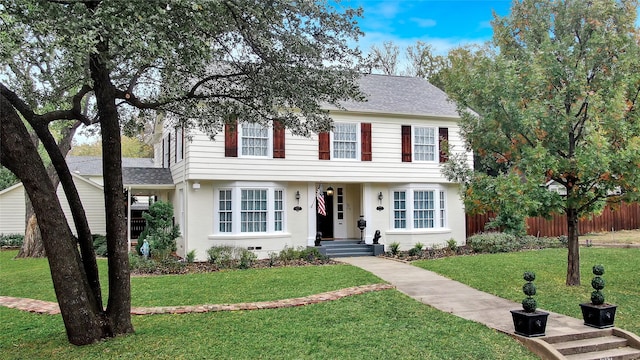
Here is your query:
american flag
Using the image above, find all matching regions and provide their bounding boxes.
[317,187,326,216]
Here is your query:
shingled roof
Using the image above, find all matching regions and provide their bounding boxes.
[67,156,154,176]
[122,167,174,186]
[66,156,174,186]
[332,74,460,118]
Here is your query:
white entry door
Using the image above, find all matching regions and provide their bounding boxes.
[333,186,347,238]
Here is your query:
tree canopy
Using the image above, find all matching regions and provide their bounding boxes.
[442,0,640,285]
[1,0,365,345]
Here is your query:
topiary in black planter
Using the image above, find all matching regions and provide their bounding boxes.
[580,264,617,329]
[511,271,549,337]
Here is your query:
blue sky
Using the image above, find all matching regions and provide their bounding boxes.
[336,0,512,54]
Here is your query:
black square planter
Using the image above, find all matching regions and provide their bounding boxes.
[580,303,617,329]
[510,310,549,337]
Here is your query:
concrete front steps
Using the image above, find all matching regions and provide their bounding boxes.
[540,328,640,360]
[316,239,379,258]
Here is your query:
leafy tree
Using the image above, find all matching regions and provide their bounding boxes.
[1,0,364,345]
[0,166,18,190]
[443,0,640,285]
[369,41,400,75]
[405,41,447,87]
[138,201,180,260]
[70,136,154,158]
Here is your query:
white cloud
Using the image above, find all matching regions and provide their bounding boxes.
[410,17,437,28]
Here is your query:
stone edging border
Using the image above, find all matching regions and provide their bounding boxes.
[0,283,394,316]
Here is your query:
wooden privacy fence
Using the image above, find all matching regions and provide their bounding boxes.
[466,202,640,238]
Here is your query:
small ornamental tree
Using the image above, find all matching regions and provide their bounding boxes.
[590,265,606,305]
[139,201,180,261]
[521,271,538,313]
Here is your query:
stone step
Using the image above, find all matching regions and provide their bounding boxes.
[545,329,613,344]
[563,346,640,360]
[552,335,628,355]
[318,240,375,258]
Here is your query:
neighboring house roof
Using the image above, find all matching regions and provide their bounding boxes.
[122,167,174,187]
[67,156,155,176]
[331,74,460,118]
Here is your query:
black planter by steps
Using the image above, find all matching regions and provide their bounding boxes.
[510,310,549,337]
[580,303,617,329]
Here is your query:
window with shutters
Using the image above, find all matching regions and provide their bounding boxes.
[332,123,358,159]
[391,186,447,230]
[414,126,436,162]
[240,123,270,157]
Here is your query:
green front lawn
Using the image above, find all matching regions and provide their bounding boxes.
[415,247,640,334]
[0,250,536,359]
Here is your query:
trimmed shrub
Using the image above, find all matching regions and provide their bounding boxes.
[207,245,258,269]
[92,234,108,257]
[0,233,24,247]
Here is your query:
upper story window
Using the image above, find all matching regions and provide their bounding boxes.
[226,120,285,158]
[240,123,271,157]
[414,126,436,162]
[162,133,171,168]
[402,126,449,163]
[319,122,372,161]
[332,123,358,159]
[392,187,447,230]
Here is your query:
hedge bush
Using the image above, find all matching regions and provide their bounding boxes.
[0,233,24,247]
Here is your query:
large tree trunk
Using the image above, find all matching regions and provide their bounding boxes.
[566,206,581,286]
[90,44,134,335]
[0,95,109,345]
[16,198,46,258]
[17,121,80,259]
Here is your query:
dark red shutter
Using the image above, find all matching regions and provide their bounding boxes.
[167,132,171,166]
[174,128,178,163]
[439,127,449,163]
[225,119,238,157]
[162,137,166,168]
[401,125,412,162]
[318,132,330,160]
[273,120,285,158]
[361,123,372,161]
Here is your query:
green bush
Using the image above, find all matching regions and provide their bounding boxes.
[207,245,258,269]
[466,233,566,254]
[389,242,400,256]
[139,201,180,260]
[92,234,108,257]
[408,242,424,257]
[0,233,24,247]
[277,246,328,264]
[446,238,458,252]
[129,252,157,273]
[186,249,196,263]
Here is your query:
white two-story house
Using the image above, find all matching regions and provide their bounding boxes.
[153,74,473,260]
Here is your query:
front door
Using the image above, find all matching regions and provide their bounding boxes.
[316,190,334,239]
[334,186,347,238]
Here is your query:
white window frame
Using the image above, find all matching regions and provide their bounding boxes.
[239,122,272,158]
[391,185,448,231]
[213,182,286,234]
[331,122,360,160]
[413,126,437,162]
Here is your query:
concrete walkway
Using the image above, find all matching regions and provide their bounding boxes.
[338,256,601,338]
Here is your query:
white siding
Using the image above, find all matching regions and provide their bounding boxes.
[0,184,27,234]
[183,112,471,185]
[57,176,107,236]
[0,177,107,236]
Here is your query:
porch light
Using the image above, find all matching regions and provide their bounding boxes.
[192,182,200,191]
[378,192,383,201]
[326,186,334,196]
[377,192,384,211]
[294,190,302,212]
